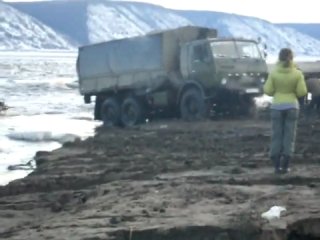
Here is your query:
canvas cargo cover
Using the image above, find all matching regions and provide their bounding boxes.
[77,26,217,94]
[78,33,163,79]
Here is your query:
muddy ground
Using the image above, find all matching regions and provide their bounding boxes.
[0,117,319,240]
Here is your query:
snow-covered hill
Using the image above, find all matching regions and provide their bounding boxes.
[278,23,320,41]
[5,0,320,57]
[87,2,192,43]
[0,2,74,50]
[178,11,320,57]
[83,2,320,57]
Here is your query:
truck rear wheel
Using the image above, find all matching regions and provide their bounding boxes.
[121,97,144,127]
[101,97,121,127]
[180,88,207,121]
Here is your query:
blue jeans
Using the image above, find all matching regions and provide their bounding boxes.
[270,109,299,158]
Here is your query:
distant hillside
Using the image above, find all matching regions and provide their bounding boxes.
[177,10,320,56]
[0,2,74,50]
[5,0,320,56]
[6,0,89,44]
[8,0,192,45]
[277,23,320,41]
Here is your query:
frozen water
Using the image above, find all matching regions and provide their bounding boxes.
[0,51,101,185]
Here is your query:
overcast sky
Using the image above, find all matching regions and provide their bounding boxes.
[4,0,319,23]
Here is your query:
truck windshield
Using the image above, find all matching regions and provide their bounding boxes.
[210,41,238,58]
[210,41,262,59]
[236,41,262,59]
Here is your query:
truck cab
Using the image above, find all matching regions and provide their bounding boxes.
[180,38,268,116]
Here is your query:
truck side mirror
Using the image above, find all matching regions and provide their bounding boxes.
[264,51,268,58]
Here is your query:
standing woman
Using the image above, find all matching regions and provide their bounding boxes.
[264,48,307,174]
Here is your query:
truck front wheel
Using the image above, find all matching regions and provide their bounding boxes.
[101,97,121,127]
[180,88,207,121]
[238,95,257,118]
[121,97,144,127]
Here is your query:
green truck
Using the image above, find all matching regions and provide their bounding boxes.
[77,26,268,127]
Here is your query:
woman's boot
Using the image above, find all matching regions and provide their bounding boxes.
[281,155,291,174]
[271,155,281,174]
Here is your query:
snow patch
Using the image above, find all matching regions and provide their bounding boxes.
[261,206,287,221]
[6,131,80,144]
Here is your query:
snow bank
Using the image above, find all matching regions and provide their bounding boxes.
[6,131,80,144]
[0,170,30,186]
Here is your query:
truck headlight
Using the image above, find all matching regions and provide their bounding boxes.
[221,78,227,85]
[260,78,265,83]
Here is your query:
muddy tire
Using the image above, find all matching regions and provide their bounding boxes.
[121,97,144,127]
[101,97,121,127]
[180,88,207,121]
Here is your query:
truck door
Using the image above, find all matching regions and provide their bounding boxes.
[188,42,215,88]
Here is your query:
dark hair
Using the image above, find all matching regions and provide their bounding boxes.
[279,48,293,67]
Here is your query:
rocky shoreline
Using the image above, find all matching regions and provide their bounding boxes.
[0,119,319,240]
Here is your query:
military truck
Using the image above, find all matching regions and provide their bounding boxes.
[295,61,320,79]
[77,26,268,127]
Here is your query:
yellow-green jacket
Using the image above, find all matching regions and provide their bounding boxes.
[264,61,307,109]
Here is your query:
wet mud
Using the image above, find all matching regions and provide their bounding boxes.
[0,118,319,240]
